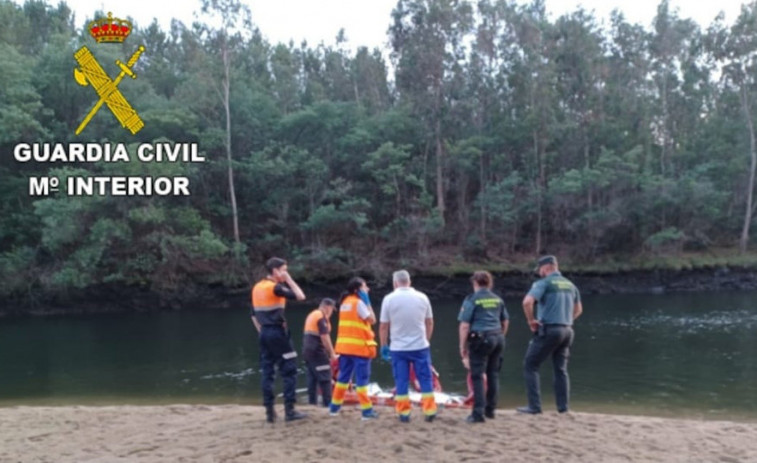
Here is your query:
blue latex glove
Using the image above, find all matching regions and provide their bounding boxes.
[358,289,371,307]
[380,345,391,361]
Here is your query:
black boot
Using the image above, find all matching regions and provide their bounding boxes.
[265,406,277,423]
[285,403,307,422]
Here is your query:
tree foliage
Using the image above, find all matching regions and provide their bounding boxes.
[3,0,757,299]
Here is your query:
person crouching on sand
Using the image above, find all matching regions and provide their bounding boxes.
[329,277,380,420]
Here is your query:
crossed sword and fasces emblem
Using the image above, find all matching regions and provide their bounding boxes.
[73,45,145,135]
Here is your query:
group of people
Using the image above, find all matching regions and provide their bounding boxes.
[250,255,583,424]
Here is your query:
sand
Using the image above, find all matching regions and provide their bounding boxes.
[1,404,756,462]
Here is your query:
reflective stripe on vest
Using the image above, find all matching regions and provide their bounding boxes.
[304,308,330,336]
[338,320,372,333]
[334,295,377,358]
[251,279,286,312]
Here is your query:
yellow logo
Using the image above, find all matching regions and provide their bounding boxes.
[73,12,145,136]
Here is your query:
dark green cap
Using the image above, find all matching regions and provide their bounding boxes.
[534,255,557,272]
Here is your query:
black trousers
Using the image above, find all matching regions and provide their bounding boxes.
[523,325,574,412]
[259,325,298,408]
[468,332,505,419]
[304,351,332,406]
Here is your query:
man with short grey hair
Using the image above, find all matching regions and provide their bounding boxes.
[394,270,410,285]
[379,270,437,422]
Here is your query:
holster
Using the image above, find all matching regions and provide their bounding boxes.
[468,331,491,351]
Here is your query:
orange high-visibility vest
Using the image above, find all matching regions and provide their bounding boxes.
[304,309,330,336]
[334,294,377,358]
[251,279,286,313]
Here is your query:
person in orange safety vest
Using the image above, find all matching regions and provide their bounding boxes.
[251,257,307,423]
[302,298,338,407]
[328,277,379,420]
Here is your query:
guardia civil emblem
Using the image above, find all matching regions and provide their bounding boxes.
[73,12,145,135]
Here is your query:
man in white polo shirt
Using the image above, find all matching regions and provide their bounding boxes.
[379,270,438,423]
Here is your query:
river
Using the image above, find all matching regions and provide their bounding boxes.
[1,290,755,420]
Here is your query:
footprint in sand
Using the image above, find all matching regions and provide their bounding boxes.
[719,456,740,463]
[724,426,747,433]
[27,432,53,442]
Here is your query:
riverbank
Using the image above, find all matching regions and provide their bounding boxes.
[3,263,757,317]
[1,404,755,462]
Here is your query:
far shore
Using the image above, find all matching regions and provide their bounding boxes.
[2,264,757,317]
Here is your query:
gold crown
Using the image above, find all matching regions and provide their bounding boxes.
[89,12,131,43]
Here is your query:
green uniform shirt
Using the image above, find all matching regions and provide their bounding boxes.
[458,288,508,332]
[527,271,580,325]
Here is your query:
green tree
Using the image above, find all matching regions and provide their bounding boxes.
[707,2,757,252]
[197,0,253,247]
[390,0,474,221]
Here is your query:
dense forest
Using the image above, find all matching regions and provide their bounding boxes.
[3,0,757,300]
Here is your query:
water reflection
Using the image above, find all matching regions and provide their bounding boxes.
[599,310,757,334]
[0,290,755,419]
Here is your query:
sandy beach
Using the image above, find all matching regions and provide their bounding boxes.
[2,404,756,462]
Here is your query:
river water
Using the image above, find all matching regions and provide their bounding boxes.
[1,290,756,419]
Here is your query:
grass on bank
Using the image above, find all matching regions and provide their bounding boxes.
[421,249,757,278]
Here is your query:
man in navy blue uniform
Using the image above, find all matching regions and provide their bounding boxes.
[251,257,307,423]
